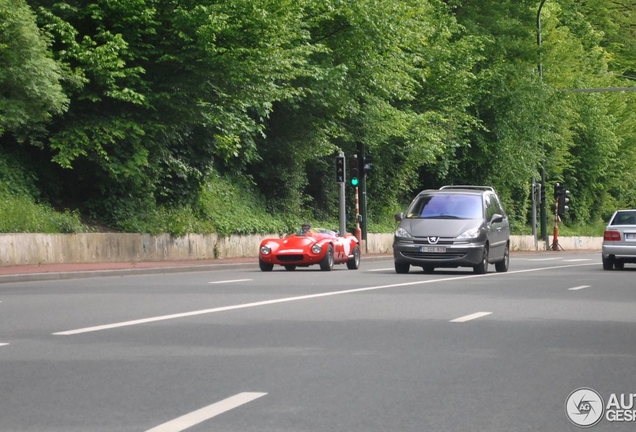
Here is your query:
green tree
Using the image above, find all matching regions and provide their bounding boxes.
[253,0,483,220]
[29,0,321,224]
[0,0,67,138]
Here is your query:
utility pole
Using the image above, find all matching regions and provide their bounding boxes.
[537,0,549,248]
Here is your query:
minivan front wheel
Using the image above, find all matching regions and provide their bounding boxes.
[495,243,509,273]
[473,246,489,274]
[395,261,410,274]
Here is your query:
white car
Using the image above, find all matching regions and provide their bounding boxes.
[602,209,636,270]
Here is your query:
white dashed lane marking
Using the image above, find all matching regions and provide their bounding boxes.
[208,279,252,284]
[450,312,492,323]
[145,392,267,432]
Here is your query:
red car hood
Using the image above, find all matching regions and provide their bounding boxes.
[277,236,317,249]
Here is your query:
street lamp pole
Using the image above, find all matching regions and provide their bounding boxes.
[537,0,548,248]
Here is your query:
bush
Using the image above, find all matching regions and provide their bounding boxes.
[197,172,293,236]
[0,195,86,233]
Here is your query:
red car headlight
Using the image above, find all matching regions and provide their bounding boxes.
[260,245,272,255]
[311,244,322,254]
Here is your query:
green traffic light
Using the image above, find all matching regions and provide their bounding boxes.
[350,177,359,186]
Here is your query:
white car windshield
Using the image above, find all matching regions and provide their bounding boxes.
[611,211,636,225]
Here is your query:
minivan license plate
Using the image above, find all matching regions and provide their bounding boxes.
[420,246,446,253]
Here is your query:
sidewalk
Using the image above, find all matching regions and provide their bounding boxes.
[0,257,260,284]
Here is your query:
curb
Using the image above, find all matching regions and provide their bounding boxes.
[0,255,396,284]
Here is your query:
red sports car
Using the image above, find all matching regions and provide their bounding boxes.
[258,227,361,271]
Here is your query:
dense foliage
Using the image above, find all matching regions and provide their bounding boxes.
[1,0,635,234]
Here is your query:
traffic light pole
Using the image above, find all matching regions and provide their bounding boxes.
[550,183,568,251]
[358,143,368,253]
[336,151,346,236]
[551,208,563,251]
[531,177,538,250]
[540,169,548,247]
[354,187,362,243]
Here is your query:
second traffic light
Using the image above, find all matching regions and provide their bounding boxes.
[350,153,372,186]
[349,155,360,186]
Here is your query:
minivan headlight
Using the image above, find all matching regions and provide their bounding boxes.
[456,227,480,240]
[395,227,412,238]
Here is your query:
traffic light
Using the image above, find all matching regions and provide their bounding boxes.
[335,155,345,183]
[362,155,373,176]
[349,155,360,186]
[539,182,546,204]
[553,183,570,217]
[557,188,570,217]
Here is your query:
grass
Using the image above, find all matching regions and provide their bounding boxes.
[0,194,87,233]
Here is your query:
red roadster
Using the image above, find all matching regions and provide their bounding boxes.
[258,227,361,271]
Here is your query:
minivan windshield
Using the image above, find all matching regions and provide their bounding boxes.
[406,194,483,219]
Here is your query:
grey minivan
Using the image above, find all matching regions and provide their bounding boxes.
[392,186,510,274]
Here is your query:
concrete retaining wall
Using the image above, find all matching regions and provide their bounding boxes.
[0,233,602,267]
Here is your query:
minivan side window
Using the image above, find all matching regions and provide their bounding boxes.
[485,193,505,221]
[493,195,506,217]
[485,194,497,221]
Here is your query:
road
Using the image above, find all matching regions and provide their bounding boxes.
[1,251,635,431]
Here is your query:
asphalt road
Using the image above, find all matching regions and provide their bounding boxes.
[1,251,635,432]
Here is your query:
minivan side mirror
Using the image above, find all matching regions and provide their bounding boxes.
[394,212,404,222]
[490,213,504,224]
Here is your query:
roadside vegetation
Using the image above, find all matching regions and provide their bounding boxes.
[1,0,635,237]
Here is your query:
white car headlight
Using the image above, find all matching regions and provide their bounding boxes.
[456,227,480,240]
[395,227,412,238]
[311,244,322,254]
[260,245,272,255]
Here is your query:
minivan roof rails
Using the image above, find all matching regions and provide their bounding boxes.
[439,185,495,192]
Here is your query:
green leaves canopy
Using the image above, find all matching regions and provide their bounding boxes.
[1,0,635,231]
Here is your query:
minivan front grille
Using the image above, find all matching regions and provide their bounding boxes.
[402,251,466,260]
[413,239,454,245]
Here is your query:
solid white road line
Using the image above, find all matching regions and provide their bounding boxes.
[450,312,492,323]
[145,392,267,432]
[53,262,598,336]
[368,268,396,272]
[208,279,252,284]
[0,343,9,347]
[564,259,592,262]
[568,285,591,291]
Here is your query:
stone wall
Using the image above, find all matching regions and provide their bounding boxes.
[0,233,602,267]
